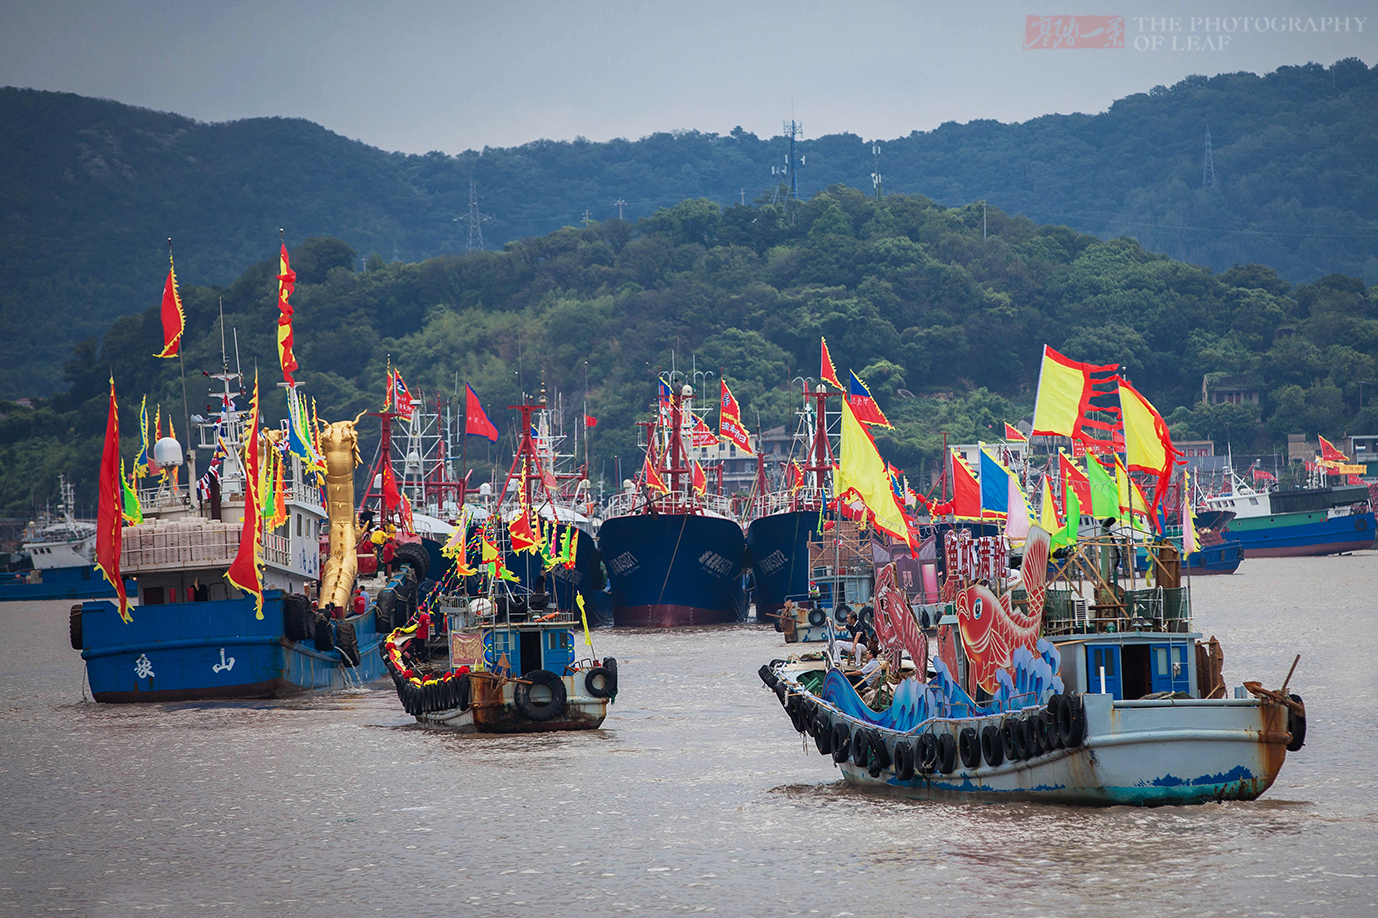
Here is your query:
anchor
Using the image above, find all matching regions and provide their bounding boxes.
[212,648,235,673]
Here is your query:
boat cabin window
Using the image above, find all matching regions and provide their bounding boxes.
[296,514,302,537]
[143,586,165,605]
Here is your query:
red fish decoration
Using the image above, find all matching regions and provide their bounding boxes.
[954,526,1051,694]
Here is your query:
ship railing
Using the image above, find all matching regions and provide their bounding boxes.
[262,532,290,568]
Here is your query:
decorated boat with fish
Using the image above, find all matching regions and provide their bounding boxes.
[760,347,1308,805]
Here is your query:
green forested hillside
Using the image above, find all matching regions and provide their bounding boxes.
[3,190,1374,516]
[3,57,1377,397]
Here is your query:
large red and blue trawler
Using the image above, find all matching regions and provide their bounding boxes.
[597,381,746,627]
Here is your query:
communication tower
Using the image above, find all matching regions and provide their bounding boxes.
[1202,126,1215,189]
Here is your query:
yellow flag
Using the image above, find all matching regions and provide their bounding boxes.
[1032,345,1090,437]
[576,592,592,648]
[1040,474,1061,533]
[835,399,911,546]
[1181,469,1200,556]
[1119,377,1177,479]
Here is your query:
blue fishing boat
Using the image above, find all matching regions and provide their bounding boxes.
[1203,476,1374,558]
[0,477,134,602]
[761,527,1307,805]
[75,368,391,702]
[598,381,745,627]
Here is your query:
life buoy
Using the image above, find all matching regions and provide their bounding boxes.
[808,608,827,627]
[981,724,1004,768]
[585,666,616,698]
[514,669,568,721]
[936,733,958,774]
[831,721,852,763]
[1286,693,1306,751]
[1058,693,1086,748]
[894,740,916,781]
[959,727,981,770]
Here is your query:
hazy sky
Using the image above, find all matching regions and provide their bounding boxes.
[2,1,1375,152]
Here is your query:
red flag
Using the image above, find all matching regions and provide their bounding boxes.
[1004,422,1026,442]
[464,384,499,442]
[1319,435,1347,462]
[690,414,718,447]
[382,464,401,516]
[820,337,842,390]
[392,370,415,421]
[154,257,184,359]
[225,373,264,619]
[691,459,707,495]
[718,379,754,455]
[583,415,597,428]
[508,513,539,553]
[642,452,669,494]
[786,461,805,492]
[1059,451,1092,513]
[847,370,892,428]
[276,243,298,385]
[950,451,982,519]
[95,376,130,622]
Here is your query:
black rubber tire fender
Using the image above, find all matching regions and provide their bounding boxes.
[918,733,939,773]
[894,740,916,781]
[1286,693,1306,752]
[394,541,431,580]
[851,726,870,768]
[337,620,360,667]
[314,617,335,653]
[283,594,314,642]
[981,724,1005,768]
[586,666,616,698]
[859,605,875,630]
[831,721,852,763]
[936,733,958,774]
[958,727,981,770]
[785,695,805,733]
[602,657,618,696]
[773,614,783,632]
[69,604,83,650]
[1022,715,1042,757]
[813,711,833,756]
[1001,718,1021,762]
[1045,696,1066,749]
[807,608,827,627]
[1058,693,1086,748]
[514,669,568,722]
[758,664,775,688]
[775,681,788,707]
[833,603,851,625]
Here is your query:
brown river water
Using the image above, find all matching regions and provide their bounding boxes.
[3,553,1377,917]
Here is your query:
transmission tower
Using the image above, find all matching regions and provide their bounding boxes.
[871,144,882,200]
[465,180,491,252]
[1202,126,1215,189]
[783,120,804,200]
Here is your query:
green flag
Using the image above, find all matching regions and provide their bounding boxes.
[120,460,143,525]
[1053,483,1079,548]
[1086,455,1118,520]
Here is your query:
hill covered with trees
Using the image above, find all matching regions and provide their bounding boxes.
[3,56,1377,397]
[3,189,1374,516]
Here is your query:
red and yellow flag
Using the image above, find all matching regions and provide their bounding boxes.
[226,373,264,619]
[154,255,184,359]
[95,376,131,622]
[718,379,754,455]
[508,512,539,554]
[643,452,669,494]
[820,337,842,390]
[276,244,298,385]
[691,459,707,495]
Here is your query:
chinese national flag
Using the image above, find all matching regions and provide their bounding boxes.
[382,464,401,516]
[154,257,184,359]
[95,376,130,622]
[276,244,298,385]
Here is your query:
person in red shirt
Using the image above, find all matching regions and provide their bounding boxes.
[382,538,397,577]
[352,590,366,616]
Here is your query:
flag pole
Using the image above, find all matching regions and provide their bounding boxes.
[171,238,195,494]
